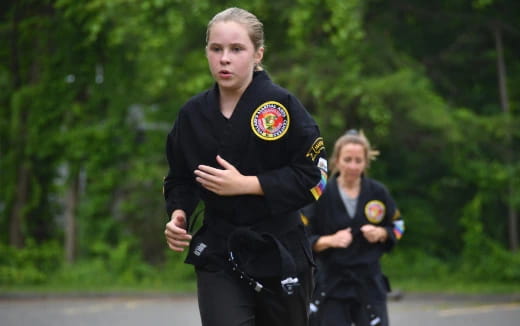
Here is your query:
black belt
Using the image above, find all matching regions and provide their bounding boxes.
[227,228,300,296]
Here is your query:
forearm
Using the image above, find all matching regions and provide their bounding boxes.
[240,175,264,195]
[312,235,333,253]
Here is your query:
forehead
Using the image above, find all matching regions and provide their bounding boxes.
[208,21,251,44]
[339,143,365,156]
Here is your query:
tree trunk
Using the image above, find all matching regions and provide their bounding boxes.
[9,164,29,248]
[8,4,27,248]
[494,24,518,251]
[64,169,80,263]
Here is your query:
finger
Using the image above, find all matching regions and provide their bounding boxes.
[194,168,217,179]
[216,155,235,170]
[166,236,191,246]
[174,215,186,225]
[361,225,374,233]
[195,176,218,192]
[194,170,217,187]
[196,165,220,176]
[175,218,187,229]
[167,241,189,252]
[171,211,187,227]
[165,229,192,239]
[165,231,192,242]
[166,222,187,235]
[165,233,190,251]
[165,230,191,247]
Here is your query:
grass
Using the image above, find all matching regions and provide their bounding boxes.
[0,280,197,297]
[2,248,519,298]
[2,276,520,299]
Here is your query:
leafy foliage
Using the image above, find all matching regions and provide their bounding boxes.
[0,0,519,289]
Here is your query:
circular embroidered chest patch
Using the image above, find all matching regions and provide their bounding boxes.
[251,101,290,141]
[364,200,386,224]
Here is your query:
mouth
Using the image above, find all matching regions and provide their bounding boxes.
[218,70,232,79]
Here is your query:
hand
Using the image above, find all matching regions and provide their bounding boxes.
[327,227,353,248]
[165,210,191,252]
[194,155,261,196]
[360,224,387,243]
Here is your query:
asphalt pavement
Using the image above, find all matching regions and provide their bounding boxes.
[1,292,519,326]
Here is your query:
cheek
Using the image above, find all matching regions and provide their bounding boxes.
[355,162,366,170]
[346,163,364,172]
[207,57,219,72]
[207,54,217,64]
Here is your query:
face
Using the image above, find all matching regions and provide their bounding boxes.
[336,143,367,183]
[206,21,263,94]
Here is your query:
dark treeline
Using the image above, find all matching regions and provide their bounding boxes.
[1,0,519,287]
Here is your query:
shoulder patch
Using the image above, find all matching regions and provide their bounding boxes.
[310,169,328,200]
[251,101,290,141]
[306,137,325,161]
[364,200,386,224]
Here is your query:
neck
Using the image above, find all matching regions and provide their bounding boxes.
[218,89,242,118]
[338,175,361,190]
[338,176,361,198]
[218,79,251,118]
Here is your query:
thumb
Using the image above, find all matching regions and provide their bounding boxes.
[175,215,187,228]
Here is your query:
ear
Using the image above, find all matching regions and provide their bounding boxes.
[254,47,264,64]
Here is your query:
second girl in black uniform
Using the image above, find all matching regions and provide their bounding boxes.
[303,130,405,326]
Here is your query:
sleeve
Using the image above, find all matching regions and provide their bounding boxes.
[163,112,200,222]
[300,202,322,248]
[381,186,405,251]
[257,96,328,216]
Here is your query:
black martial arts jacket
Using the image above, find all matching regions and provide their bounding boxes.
[164,71,327,274]
[303,174,405,299]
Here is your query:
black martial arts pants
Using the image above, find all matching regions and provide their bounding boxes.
[196,267,312,326]
[314,297,389,326]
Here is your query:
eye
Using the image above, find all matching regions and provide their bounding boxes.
[232,46,243,52]
[209,45,222,52]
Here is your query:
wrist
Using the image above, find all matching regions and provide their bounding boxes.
[378,227,388,242]
[244,175,263,195]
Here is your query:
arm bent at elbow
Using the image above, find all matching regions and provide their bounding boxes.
[313,227,353,253]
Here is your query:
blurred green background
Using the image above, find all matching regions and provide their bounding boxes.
[1,0,519,294]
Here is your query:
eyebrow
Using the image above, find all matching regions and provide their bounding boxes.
[208,42,247,48]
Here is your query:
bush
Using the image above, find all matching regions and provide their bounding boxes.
[382,248,451,282]
[0,240,62,285]
[460,238,520,282]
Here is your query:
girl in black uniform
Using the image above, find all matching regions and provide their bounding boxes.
[303,130,405,326]
[163,7,327,326]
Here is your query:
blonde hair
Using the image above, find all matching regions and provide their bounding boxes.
[329,130,380,175]
[206,7,265,71]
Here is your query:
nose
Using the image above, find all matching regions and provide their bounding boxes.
[220,49,231,64]
[347,162,361,171]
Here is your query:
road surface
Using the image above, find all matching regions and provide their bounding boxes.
[1,293,519,326]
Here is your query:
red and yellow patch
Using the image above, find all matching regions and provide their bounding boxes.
[251,101,290,141]
[364,200,385,224]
